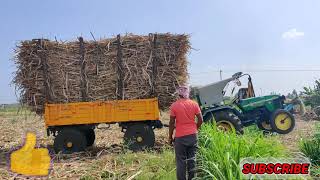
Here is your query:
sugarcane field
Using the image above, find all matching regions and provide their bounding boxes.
[1,1,320,180]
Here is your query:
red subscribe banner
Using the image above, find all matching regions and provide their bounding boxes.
[242,163,310,175]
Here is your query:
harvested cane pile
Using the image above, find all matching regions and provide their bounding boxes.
[13,33,190,114]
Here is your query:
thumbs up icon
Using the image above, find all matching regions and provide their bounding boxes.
[10,132,51,176]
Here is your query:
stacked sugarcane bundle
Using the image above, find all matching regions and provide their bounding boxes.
[13,33,190,114]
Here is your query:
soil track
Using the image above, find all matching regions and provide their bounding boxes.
[279,115,318,151]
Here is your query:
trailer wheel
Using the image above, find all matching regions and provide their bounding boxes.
[124,123,155,151]
[84,129,95,147]
[270,109,295,134]
[54,128,87,153]
[205,112,243,134]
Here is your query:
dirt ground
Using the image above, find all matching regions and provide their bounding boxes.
[0,111,170,179]
[0,111,318,179]
[279,115,318,151]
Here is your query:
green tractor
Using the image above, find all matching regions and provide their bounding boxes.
[195,72,304,134]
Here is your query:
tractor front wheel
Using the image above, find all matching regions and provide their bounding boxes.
[270,109,295,134]
[257,120,272,131]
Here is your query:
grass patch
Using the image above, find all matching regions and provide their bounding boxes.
[196,124,287,180]
[300,138,320,165]
[300,123,320,177]
[0,105,33,118]
[116,149,176,180]
[80,149,176,180]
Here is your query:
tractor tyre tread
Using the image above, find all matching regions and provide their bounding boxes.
[205,111,244,134]
[257,120,272,131]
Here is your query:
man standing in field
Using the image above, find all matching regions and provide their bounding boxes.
[169,86,203,180]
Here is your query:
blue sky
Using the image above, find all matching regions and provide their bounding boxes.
[1,0,320,103]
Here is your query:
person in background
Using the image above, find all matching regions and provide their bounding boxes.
[169,86,203,180]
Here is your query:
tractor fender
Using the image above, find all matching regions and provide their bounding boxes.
[202,106,241,122]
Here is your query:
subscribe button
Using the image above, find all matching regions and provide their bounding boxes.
[240,158,311,179]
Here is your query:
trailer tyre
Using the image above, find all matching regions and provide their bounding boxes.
[270,109,295,134]
[84,129,95,147]
[205,111,244,134]
[54,128,87,153]
[124,123,155,151]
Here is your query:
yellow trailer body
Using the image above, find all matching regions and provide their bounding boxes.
[44,98,160,127]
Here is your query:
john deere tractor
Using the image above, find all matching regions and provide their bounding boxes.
[195,72,304,134]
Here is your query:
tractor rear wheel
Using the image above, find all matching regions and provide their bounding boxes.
[270,109,295,134]
[205,112,244,134]
[124,123,155,151]
[54,128,87,153]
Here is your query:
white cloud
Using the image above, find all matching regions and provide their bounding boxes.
[282,28,305,39]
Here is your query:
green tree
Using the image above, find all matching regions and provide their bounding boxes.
[302,79,320,107]
[287,89,298,99]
